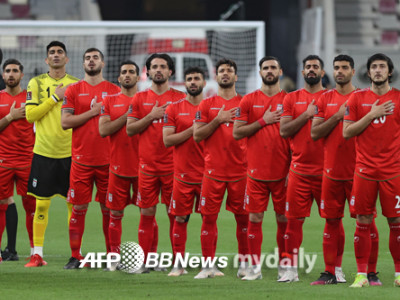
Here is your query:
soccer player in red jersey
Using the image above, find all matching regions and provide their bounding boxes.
[343,53,400,288]
[233,56,290,280]
[98,60,140,270]
[126,54,185,273]
[163,67,206,276]
[310,55,380,285]
[0,59,35,263]
[61,48,120,269]
[278,55,326,282]
[193,58,248,279]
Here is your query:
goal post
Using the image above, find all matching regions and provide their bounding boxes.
[0,20,265,95]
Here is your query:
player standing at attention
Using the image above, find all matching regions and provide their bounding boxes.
[233,56,290,280]
[62,48,120,269]
[278,55,326,282]
[0,59,35,262]
[25,41,79,267]
[163,67,206,276]
[193,58,248,279]
[126,53,185,273]
[98,60,140,268]
[310,55,380,285]
[343,53,400,288]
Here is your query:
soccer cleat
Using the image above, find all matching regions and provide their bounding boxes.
[277,265,286,280]
[237,263,250,278]
[367,272,382,286]
[277,268,299,283]
[63,257,82,269]
[24,254,45,267]
[168,267,185,277]
[212,266,224,277]
[152,266,168,272]
[335,267,346,283]
[394,275,400,287]
[194,268,215,279]
[349,274,369,288]
[242,268,262,281]
[1,248,19,261]
[310,272,337,285]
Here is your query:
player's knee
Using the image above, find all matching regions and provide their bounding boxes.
[176,215,190,223]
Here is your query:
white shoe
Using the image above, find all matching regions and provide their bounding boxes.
[237,262,250,278]
[277,268,299,282]
[194,268,215,279]
[335,267,346,283]
[168,267,185,277]
[153,266,168,272]
[277,265,286,280]
[104,261,120,272]
[212,266,224,277]
[242,268,262,281]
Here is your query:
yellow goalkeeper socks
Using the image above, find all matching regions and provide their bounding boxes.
[66,201,73,225]
[33,199,51,247]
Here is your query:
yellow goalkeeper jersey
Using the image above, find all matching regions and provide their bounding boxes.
[26,73,79,159]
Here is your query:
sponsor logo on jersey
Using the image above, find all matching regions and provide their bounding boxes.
[78,93,89,96]
[295,101,306,105]
[252,105,264,108]
[327,103,338,106]
[178,113,190,116]
[277,104,283,112]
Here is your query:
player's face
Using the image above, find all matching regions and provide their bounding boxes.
[302,59,324,85]
[118,64,138,89]
[2,64,23,88]
[333,61,354,85]
[148,58,172,84]
[83,51,104,76]
[185,72,205,97]
[46,46,69,69]
[216,64,237,89]
[368,59,391,86]
[259,60,282,86]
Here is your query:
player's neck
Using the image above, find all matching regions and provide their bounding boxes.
[48,68,66,80]
[304,82,324,94]
[371,82,391,96]
[151,81,170,95]
[187,94,203,106]
[5,86,22,96]
[335,83,355,95]
[217,86,237,100]
[84,73,104,86]
[260,83,281,97]
[122,86,137,97]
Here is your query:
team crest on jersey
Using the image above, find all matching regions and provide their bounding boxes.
[285,202,289,211]
[235,107,241,117]
[32,178,37,188]
[350,195,355,206]
[314,106,318,115]
[108,193,113,202]
[195,111,201,120]
[128,104,133,114]
[201,197,206,206]
[101,105,105,114]
[102,92,108,99]
[63,96,68,105]
[27,91,32,100]
[345,106,350,116]
[320,200,324,210]
[70,189,75,198]
[163,113,168,123]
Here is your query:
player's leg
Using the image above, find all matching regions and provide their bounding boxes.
[0,167,15,261]
[0,199,9,262]
[4,198,18,260]
[160,173,174,252]
[367,218,381,285]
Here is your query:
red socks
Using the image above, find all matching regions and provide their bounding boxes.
[101,209,111,253]
[335,220,345,268]
[69,208,87,259]
[368,219,379,273]
[138,214,155,260]
[109,213,123,253]
[22,196,36,248]
[389,222,400,273]
[354,221,371,273]
[235,214,249,260]
[150,218,158,253]
[168,213,175,251]
[248,221,262,265]
[276,220,287,262]
[201,214,218,258]
[0,204,7,248]
[284,218,304,266]
[323,218,341,274]
[172,219,188,257]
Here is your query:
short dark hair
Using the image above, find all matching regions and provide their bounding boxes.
[145,53,175,76]
[333,54,354,69]
[119,60,140,76]
[83,48,105,61]
[46,41,67,55]
[184,66,205,79]
[259,56,281,69]
[3,58,23,72]
[216,58,237,74]
[303,55,324,69]
[367,53,394,82]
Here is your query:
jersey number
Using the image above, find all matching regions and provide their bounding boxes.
[46,87,50,98]
[373,116,386,124]
[395,195,400,209]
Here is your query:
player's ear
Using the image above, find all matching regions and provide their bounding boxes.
[45,57,49,66]
[234,74,238,82]
[65,56,69,64]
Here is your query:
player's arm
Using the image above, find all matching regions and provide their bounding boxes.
[233,105,280,140]
[280,100,315,138]
[99,111,128,138]
[343,99,394,139]
[163,126,193,148]
[26,83,67,123]
[311,101,346,140]
[61,96,101,130]
[126,101,167,136]
[193,105,236,142]
[0,101,25,132]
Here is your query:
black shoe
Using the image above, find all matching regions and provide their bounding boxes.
[310,271,337,285]
[367,272,383,286]
[64,257,81,269]
[1,248,19,261]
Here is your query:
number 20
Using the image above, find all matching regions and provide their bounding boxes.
[395,195,400,209]
[373,116,386,124]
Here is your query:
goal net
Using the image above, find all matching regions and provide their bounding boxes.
[0,21,264,96]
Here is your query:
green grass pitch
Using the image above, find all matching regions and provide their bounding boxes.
[1,196,399,299]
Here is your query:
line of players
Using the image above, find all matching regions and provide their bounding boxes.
[0,40,399,288]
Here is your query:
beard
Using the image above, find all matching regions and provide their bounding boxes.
[218,81,235,89]
[6,79,20,88]
[150,73,168,85]
[372,77,388,86]
[262,75,279,86]
[334,76,351,85]
[304,74,321,85]
[84,66,102,76]
[186,86,203,97]
[121,82,136,90]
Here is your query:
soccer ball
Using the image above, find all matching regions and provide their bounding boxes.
[118,241,145,273]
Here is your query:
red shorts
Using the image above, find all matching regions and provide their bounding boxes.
[0,166,31,199]
[199,176,247,215]
[106,171,138,211]
[285,171,322,219]
[320,176,354,219]
[169,179,201,216]
[136,172,173,209]
[350,174,400,218]
[245,176,286,215]
[67,162,109,205]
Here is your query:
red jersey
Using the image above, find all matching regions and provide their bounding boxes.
[195,95,247,181]
[236,90,290,181]
[281,88,325,176]
[63,80,120,166]
[128,88,185,175]
[315,89,356,180]
[344,87,400,180]
[164,98,204,184]
[0,90,34,168]
[101,93,138,177]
